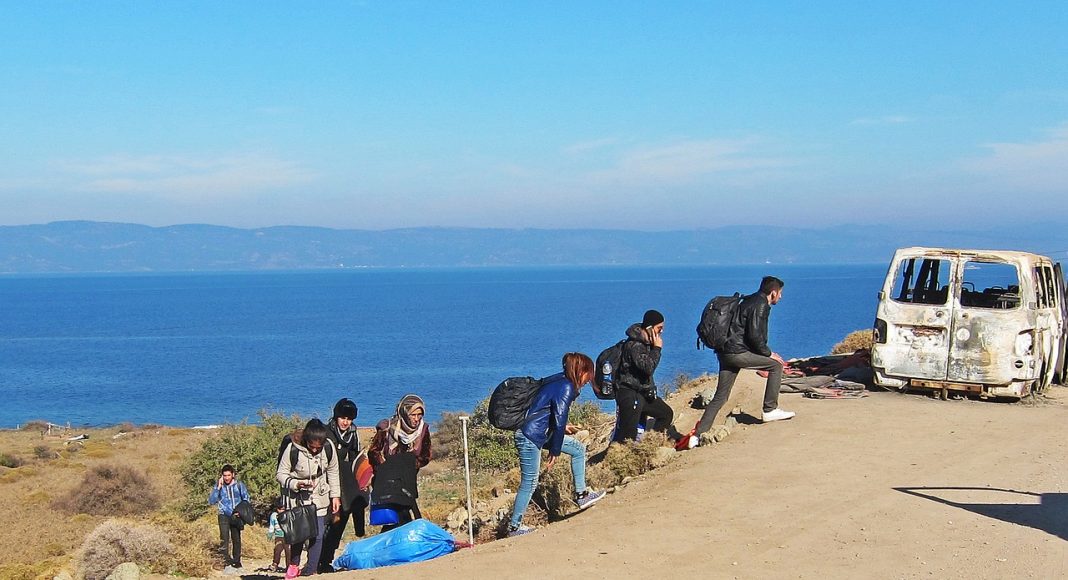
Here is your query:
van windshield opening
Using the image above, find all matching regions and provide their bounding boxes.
[960,261,1020,309]
[892,258,951,305]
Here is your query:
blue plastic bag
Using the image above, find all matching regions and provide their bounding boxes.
[368,505,400,525]
[333,519,457,570]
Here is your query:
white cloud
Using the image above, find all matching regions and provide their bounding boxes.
[962,123,1068,191]
[58,153,316,199]
[585,138,797,185]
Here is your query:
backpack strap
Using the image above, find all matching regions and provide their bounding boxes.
[289,443,300,472]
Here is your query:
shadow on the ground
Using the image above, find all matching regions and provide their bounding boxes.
[894,486,1068,540]
[733,412,761,425]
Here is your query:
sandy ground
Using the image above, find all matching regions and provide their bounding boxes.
[320,372,1068,580]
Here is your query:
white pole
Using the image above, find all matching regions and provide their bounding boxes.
[459,415,475,546]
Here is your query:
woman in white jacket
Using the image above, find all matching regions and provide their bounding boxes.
[276,418,340,578]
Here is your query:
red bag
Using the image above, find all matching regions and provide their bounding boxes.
[675,424,698,451]
[353,450,374,491]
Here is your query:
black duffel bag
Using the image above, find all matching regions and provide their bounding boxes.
[278,502,319,544]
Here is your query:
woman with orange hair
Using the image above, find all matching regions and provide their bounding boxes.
[507,352,606,537]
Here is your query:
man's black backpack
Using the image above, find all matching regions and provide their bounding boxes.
[696,292,742,351]
[593,340,626,400]
[488,376,545,430]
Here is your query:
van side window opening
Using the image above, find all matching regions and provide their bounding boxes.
[1041,266,1057,307]
[891,258,950,305]
[960,261,1020,309]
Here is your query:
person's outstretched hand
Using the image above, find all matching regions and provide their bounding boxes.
[544,454,557,471]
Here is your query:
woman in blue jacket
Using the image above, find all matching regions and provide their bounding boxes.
[507,352,606,537]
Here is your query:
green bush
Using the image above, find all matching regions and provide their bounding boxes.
[179,410,304,520]
[434,398,517,472]
[0,452,23,468]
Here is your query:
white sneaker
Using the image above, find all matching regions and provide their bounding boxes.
[762,408,795,422]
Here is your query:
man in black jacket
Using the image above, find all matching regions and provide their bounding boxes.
[318,398,367,573]
[694,276,794,440]
[613,309,678,442]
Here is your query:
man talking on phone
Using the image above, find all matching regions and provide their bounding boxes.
[612,309,680,442]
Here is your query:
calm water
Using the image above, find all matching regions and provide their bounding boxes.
[0,265,886,428]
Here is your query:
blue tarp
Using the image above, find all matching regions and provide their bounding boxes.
[333,519,457,570]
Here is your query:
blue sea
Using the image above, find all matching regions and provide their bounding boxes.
[0,265,886,428]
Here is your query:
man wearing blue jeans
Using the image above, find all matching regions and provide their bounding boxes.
[694,276,795,441]
[507,357,605,537]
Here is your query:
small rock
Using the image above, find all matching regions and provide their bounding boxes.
[621,476,633,485]
[650,446,676,468]
[698,431,717,446]
[724,416,738,429]
[712,425,730,442]
[693,387,716,408]
[53,571,74,580]
[105,562,140,580]
[446,506,469,530]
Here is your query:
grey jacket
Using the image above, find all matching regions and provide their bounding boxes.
[276,441,341,517]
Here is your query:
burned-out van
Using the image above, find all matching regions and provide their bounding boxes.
[871,247,1067,399]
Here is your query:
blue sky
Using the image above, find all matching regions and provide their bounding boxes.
[2,1,1066,230]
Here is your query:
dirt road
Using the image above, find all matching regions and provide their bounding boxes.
[336,374,1068,580]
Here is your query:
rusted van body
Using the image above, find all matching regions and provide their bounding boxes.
[871,247,1067,399]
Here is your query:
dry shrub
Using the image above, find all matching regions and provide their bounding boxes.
[0,466,35,484]
[588,432,669,488]
[54,463,160,516]
[831,329,874,354]
[77,519,174,580]
[19,420,49,433]
[25,489,50,505]
[82,442,114,459]
[149,513,220,577]
[0,559,68,580]
[34,444,57,460]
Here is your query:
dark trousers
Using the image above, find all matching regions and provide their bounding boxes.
[217,513,242,566]
[291,514,326,576]
[695,351,783,435]
[272,537,291,567]
[613,387,675,442]
[319,498,367,571]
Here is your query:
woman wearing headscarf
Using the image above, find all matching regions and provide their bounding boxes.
[367,394,432,531]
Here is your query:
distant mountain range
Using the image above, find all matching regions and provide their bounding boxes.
[1,220,1066,273]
